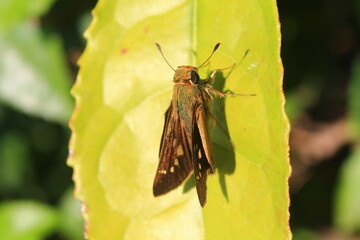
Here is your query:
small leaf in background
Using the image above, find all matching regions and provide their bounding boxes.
[334,147,360,233]
[0,0,73,124]
[348,56,360,138]
[0,0,56,29]
[292,228,317,240]
[334,56,360,234]
[68,0,290,239]
[0,201,58,240]
[58,188,84,240]
[0,132,30,196]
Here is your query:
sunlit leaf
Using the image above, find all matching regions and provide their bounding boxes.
[68,0,290,239]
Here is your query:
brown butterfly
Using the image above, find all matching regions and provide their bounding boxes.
[153,43,254,207]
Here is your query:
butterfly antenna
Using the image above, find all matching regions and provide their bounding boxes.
[155,43,175,71]
[239,49,250,65]
[197,43,221,69]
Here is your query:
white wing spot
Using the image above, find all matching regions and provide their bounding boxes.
[170,166,175,173]
[198,150,202,158]
[174,159,179,166]
[158,170,167,174]
[199,172,202,177]
[198,163,202,169]
[177,145,184,156]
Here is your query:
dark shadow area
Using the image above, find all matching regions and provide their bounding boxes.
[210,70,237,202]
[0,105,72,203]
[290,145,351,229]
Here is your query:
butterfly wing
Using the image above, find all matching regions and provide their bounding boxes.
[193,102,215,206]
[153,85,215,207]
[153,103,193,196]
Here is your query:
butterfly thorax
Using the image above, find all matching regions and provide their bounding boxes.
[173,65,199,84]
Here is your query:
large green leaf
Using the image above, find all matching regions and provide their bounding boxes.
[68,0,290,239]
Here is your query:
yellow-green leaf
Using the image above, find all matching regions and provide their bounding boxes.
[68,0,291,239]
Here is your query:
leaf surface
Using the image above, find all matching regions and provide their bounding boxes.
[69,0,291,239]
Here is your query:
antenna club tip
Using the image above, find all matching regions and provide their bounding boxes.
[155,43,161,50]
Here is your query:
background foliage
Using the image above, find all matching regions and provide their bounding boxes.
[0,0,359,239]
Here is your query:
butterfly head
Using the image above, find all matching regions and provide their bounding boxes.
[173,66,200,84]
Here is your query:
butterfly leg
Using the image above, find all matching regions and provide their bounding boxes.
[208,64,236,84]
[206,64,256,97]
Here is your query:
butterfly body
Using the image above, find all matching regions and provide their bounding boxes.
[153,65,216,207]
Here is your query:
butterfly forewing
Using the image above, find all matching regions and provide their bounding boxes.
[195,100,215,173]
[153,103,193,196]
[193,103,214,206]
[193,122,212,206]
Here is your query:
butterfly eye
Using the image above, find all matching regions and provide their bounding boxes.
[190,70,200,84]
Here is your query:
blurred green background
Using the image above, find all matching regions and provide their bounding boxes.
[0,0,359,239]
[0,0,95,239]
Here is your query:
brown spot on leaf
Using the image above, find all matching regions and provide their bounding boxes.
[120,48,128,55]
